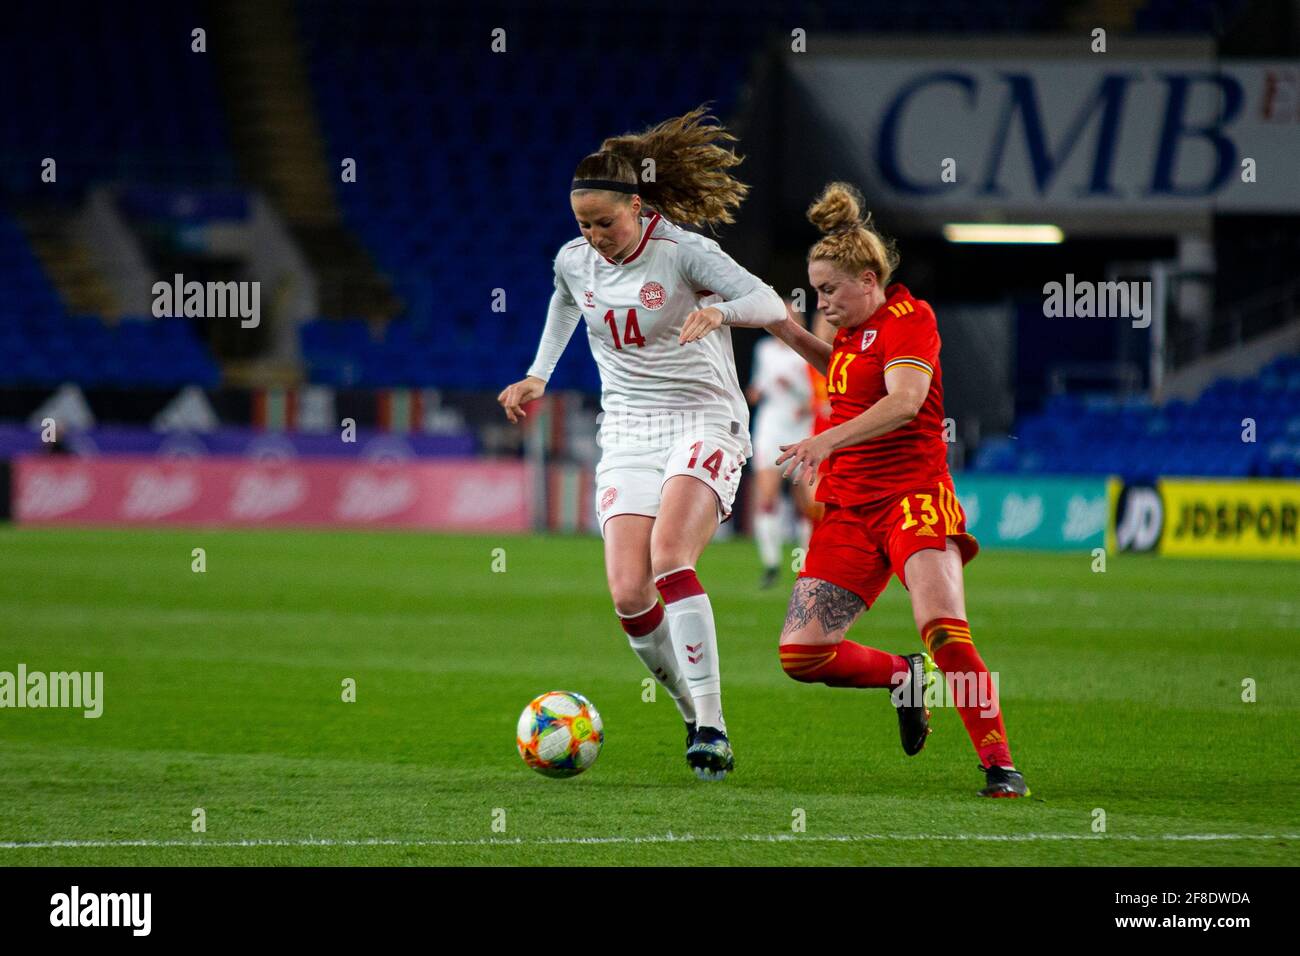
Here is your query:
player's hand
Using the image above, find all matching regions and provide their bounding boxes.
[497,376,546,424]
[679,307,725,345]
[775,432,835,485]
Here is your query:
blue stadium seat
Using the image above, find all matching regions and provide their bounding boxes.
[976,350,1300,479]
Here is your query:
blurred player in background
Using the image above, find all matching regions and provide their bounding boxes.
[767,182,1030,798]
[746,300,814,588]
[498,107,785,780]
[803,309,836,523]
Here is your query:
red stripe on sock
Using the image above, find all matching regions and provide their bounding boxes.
[921,616,969,643]
[618,602,664,637]
[780,640,908,689]
[655,568,705,604]
[925,619,1015,769]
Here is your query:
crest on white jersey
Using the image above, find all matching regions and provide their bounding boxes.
[860,329,878,351]
[583,289,595,308]
[639,281,667,310]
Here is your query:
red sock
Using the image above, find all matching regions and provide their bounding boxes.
[617,602,664,636]
[780,640,909,689]
[922,617,1014,769]
[654,567,705,603]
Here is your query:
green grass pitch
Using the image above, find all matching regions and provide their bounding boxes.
[0,526,1296,866]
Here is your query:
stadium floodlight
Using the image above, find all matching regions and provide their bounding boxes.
[942,223,1065,244]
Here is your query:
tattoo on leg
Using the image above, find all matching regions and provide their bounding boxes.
[782,578,865,639]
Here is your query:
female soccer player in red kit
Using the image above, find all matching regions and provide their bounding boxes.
[768,182,1030,797]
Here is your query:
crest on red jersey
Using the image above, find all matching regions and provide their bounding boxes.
[860,329,877,351]
[600,487,618,512]
[639,281,666,310]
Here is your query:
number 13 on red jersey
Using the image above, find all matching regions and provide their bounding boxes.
[826,353,856,394]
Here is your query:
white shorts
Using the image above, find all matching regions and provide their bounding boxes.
[595,427,749,537]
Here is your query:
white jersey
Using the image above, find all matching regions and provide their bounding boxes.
[528,213,784,457]
[751,337,813,442]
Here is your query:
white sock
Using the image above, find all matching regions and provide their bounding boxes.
[619,601,696,724]
[657,567,726,732]
[754,510,782,570]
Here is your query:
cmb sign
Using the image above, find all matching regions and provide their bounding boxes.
[785,55,1300,214]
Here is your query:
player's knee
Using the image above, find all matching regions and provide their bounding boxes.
[608,578,656,618]
[780,646,814,681]
[912,595,967,637]
[779,638,837,682]
[755,481,779,511]
[649,544,694,580]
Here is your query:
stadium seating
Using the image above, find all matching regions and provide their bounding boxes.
[0,3,234,198]
[293,0,1066,391]
[295,0,761,391]
[973,354,1300,478]
[0,0,1261,394]
[0,212,221,389]
[297,0,1247,392]
[0,2,232,389]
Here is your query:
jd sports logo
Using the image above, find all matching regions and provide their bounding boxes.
[1115,484,1163,552]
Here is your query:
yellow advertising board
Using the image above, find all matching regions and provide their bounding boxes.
[1159,480,1300,559]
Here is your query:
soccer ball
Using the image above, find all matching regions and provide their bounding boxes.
[515,690,604,778]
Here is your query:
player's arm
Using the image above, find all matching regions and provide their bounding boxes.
[678,237,785,343]
[823,365,930,449]
[775,365,929,481]
[498,263,581,423]
[824,308,939,446]
[767,316,831,375]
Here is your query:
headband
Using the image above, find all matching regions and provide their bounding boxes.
[571,178,639,194]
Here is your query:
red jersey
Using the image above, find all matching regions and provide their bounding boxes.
[815,284,949,507]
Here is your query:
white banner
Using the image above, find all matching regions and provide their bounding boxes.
[785,56,1300,214]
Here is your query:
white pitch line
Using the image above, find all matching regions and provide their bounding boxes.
[1,833,1296,850]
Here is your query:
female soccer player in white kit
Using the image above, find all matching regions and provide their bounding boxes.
[497,107,785,779]
[747,301,815,588]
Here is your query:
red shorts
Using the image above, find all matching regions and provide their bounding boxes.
[800,479,979,607]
